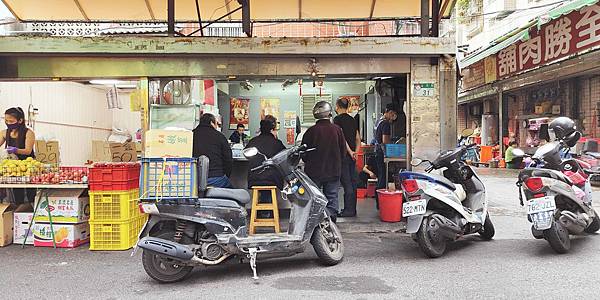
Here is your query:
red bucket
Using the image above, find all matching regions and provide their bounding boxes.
[377,189,403,222]
[356,188,367,198]
[366,180,377,197]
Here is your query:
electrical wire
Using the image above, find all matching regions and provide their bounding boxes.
[460,0,568,19]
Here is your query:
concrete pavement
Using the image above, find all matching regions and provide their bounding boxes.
[1,173,599,299]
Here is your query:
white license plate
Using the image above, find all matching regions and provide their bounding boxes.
[403,199,427,217]
[531,210,554,230]
[141,203,159,214]
[526,196,556,214]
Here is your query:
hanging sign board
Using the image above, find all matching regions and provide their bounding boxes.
[109,142,138,162]
[35,141,60,164]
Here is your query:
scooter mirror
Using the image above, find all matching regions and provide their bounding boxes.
[411,158,423,166]
[243,147,259,158]
[461,128,474,138]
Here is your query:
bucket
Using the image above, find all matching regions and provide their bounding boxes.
[366,179,377,197]
[356,188,367,198]
[377,189,403,222]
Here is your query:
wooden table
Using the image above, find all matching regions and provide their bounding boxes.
[0,183,88,248]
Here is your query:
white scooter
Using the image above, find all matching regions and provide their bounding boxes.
[400,144,495,258]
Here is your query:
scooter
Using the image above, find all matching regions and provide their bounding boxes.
[135,145,344,283]
[400,144,495,258]
[579,139,600,186]
[517,140,600,254]
[457,128,479,162]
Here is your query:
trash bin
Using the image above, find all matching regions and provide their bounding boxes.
[377,189,403,222]
[366,179,377,197]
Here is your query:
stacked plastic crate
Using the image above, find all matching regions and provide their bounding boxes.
[140,158,198,204]
[88,162,146,250]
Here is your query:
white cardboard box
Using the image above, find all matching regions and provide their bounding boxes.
[35,189,90,224]
[13,211,34,245]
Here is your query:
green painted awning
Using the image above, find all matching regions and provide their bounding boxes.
[461,29,529,68]
[548,0,598,19]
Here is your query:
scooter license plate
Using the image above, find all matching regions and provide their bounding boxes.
[526,196,556,214]
[403,199,427,217]
[140,203,159,214]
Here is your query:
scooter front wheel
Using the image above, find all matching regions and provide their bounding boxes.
[544,221,571,254]
[311,218,344,266]
[416,216,447,258]
[141,231,194,283]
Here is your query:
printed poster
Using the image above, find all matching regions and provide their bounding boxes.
[286,128,295,145]
[283,111,297,128]
[229,97,250,129]
[339,95,361,114]
[260,98,280,120]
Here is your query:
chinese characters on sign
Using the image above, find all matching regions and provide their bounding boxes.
[496,3,600,79]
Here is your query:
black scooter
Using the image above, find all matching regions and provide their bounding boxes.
[135,145,344,283]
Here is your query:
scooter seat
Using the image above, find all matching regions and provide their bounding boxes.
[585,152,600,159]
[205,188,251,205]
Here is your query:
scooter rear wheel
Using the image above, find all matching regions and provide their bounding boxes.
[416,216,447,258]
[311,218,344,266]
[142,231,194,283]
[544,221,571,254]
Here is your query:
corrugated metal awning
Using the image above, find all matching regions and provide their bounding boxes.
[1,0,456,22]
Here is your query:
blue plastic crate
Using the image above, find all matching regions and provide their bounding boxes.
[385,144,407,158]
[140,157,198,201]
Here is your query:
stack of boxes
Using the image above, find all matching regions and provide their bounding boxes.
[33,189,91,248]
[88,163,145,250]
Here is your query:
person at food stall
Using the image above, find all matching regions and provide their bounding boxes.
[373,103,398,208]
[505,141,521,169]
[302,101,346,223]
[358,155,378,188]
[229,123,248,144]
[245,116,286,189]
[192,113,233,188]
[334,98,360,218]
[0,107,36,205]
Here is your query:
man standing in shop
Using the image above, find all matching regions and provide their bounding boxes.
[334,98,361,218]
[302,101,347,222]
[193,113,233,188]
[229,123,248,144]
[373,103,398,207]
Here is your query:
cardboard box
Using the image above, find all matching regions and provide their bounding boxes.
[144,129,193,157]
[35,140,60,164]
[34,189,90,223]
[0,203,14,246]
[13,203,34,245]
[92,141,138,163]
[33,222,89,248]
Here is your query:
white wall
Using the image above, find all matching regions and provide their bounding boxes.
[0,82,140,165]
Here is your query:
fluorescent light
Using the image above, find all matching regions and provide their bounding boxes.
[89,79,123,85]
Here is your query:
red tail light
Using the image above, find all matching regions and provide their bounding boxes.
[402,179,419,194]
[524,177,544,192]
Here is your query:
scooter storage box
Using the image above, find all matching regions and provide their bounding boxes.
[140,158,198,201]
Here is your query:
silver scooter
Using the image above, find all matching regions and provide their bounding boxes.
[135,145,344,283]
[517,140,599,254]
[400,144,495,258]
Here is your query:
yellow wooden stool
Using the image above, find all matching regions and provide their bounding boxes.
[249,186,280,234]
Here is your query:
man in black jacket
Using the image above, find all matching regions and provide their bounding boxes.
[245,116,286,189]
[192,113,233,188]
[302,101,346,222]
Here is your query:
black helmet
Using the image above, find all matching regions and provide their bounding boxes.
[313,101,333,120]
[548,117,576,141]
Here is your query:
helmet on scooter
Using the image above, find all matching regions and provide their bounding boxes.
[313,101,333,120]
[548,117,576,141]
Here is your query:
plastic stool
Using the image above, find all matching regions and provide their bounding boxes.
[249,186,280,234]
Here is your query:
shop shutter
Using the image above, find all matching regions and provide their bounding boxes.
[301,94,332,126]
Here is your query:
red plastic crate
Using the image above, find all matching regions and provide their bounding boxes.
[89,163,140,191]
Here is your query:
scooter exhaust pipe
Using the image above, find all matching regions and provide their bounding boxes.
[430,214,462,240]
[559,211,589,234]
[137,237,195,261]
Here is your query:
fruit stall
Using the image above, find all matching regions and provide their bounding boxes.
[0,156,144,250]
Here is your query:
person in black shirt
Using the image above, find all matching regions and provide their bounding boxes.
[229,123,248,144]
[245,116,286,189]
[373,103,398,207]
[334,98,361,217]
[192,113,233,188]
[302,101,346,222]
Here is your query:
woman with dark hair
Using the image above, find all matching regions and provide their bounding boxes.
[245,116,286,189]
[0,107,36,205]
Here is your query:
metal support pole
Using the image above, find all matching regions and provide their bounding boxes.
[498,89,504,155]
[420,0,430,37]
[431,0,440,37]
[167,0,175,37]
[195,0,204,36]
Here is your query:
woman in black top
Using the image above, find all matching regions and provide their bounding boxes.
[0,107,36,205]
[245,116,286,189]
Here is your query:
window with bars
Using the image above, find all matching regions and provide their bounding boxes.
[300,94,332,126]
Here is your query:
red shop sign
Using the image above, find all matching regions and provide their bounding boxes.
[496,3,600,79]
